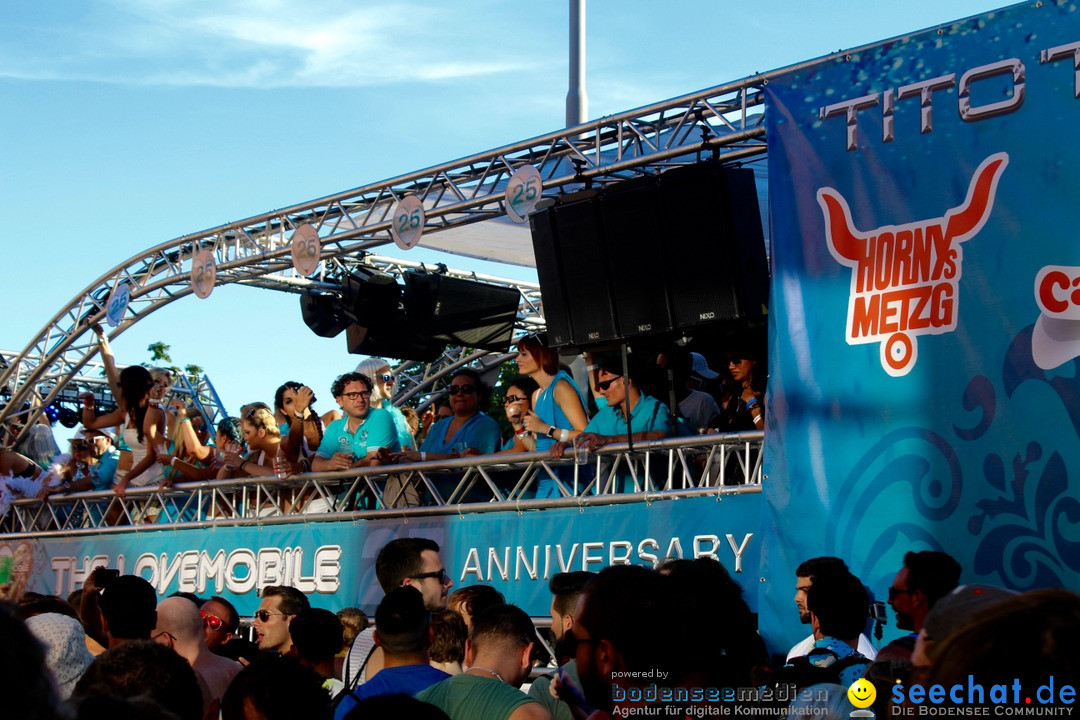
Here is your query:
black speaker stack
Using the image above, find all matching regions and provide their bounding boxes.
[300,267,521,361]
[529,162,768,351]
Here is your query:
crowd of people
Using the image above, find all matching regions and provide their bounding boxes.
[3,534,1076,720]
[1,331,766,515]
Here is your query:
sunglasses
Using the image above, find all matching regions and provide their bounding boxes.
[253,610,288,622]
[503,394,527,404]
[379,373,395,383]
[448,384,476,396]
[200,609,226,632]
[887,587,914,601]
[152,630,176,645]
[71,441,92,451]
[341,390,372,401]
[410,568,449,584]
[597,376,623,391]
[727,356,746,365]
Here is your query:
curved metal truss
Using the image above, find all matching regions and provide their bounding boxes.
[0,432,762,537]
[0,74,769,431]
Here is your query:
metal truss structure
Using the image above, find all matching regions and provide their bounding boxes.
[0,350,229,435]
[0,432,762,537]
[0,74,768,434]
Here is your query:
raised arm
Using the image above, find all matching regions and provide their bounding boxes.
[79,392,125,430]
[90,324,121,399]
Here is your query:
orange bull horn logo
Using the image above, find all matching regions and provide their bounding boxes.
[818,152,1009,376]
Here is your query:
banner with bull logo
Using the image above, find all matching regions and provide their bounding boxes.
[760,1,1080,653]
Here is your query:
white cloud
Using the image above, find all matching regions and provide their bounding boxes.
[0,0,539,88]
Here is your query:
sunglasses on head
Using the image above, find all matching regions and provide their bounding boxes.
[597,376,623,391]
[503,394,527,404]
[448,384,476,396]
[71,441,92,451]
[200,609,226,631]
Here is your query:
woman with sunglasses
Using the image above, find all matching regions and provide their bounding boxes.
[499,376,540,452]
[80,365,166,497]
[355,357,416,451]
[401,369,501,462]
[715,348,766,432]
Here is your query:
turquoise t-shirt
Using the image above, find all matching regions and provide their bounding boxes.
[88,447,121,490]
[420,413,502,455]
[385,404,417,450]
[585,392,673,439]
[315,407,400,459]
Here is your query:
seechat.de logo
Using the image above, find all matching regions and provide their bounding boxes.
[891,675,1075,716]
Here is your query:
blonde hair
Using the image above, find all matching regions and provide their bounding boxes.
[243,407,281,438]
[149,367,174,383]
[354,357,391,407]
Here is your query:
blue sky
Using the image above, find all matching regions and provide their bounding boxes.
[0,0,1005,425]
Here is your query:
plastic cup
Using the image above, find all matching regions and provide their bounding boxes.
[272,455,287,480]
[573,442,589,466]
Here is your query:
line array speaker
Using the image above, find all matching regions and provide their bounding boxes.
[529,162,767,348]
[403,272,521,353]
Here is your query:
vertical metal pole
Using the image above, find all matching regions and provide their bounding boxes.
[567,0,587,127]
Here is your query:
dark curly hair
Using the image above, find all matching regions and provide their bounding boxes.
[330,372,372,399]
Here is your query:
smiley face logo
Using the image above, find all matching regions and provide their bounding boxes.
[848,678,876,708]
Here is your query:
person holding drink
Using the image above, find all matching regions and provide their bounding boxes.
[311,372,400,472]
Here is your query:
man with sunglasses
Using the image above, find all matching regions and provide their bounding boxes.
[253,584,310,655]
[878,550,961,662]
[154,596,241,706]
[343,537,454,690]
[312,372,400,473]
[551,364,672,463]
[199,596,239,651]
[42,428,120,496]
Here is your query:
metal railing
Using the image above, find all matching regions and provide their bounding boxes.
[0,432,763,538]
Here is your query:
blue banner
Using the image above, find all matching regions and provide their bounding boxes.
[1,493,760,617]
[762,1,1080,654]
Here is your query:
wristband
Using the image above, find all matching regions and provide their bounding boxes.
[294,411,305,419]
[515,426,526,436]
[170,457,178,467]
[181,417,191,423]
[585,364,599,371]
[240,459,249,471]
[559,428,570,442]
[745,397,759,409]
[421,451,427,461]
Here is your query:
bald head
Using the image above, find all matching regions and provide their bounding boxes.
[155,597,205,646]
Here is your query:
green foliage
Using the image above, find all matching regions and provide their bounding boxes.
[147,341,171,363]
